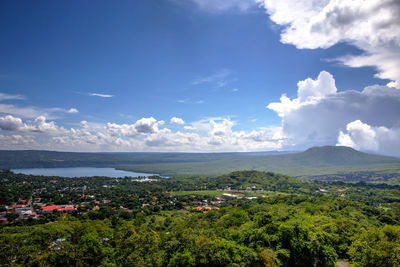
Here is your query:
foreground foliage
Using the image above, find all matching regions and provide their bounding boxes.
[1,170,400,266]
[1,198,400,266]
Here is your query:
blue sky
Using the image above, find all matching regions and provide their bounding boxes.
[0,0,399,155]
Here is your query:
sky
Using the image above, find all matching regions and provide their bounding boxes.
[0,0,399,156]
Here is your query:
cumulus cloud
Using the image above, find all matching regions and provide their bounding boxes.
[33,116,68,135]
[68,108,79,114]
[0,115,27,131]
[135,117,164,133]
[268,71,337,116]
[107,117,164,137]
[267,71,400,154]
[170,117,185,125]
[209,118,234,136]
[0,114,285,152]
[337,120,400,156]
[337,120,379,151]
[0,115,67,135]
[258,0,400,87]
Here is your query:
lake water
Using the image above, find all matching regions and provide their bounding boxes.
[12,167,158,178]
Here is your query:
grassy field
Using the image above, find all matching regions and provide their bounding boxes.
[169,190,225,196]
[169,190,289,198]
[116,161,400,177]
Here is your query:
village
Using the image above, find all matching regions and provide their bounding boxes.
[0,178,268,224]
[0,170,357,225]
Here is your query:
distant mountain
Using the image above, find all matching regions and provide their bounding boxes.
[112,146,400,177]
[289,146,400,166]
[1,146,399,178]
[0,149,297,168]
[0,150,260,168]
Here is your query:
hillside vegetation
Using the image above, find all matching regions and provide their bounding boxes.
[1,170,400,266]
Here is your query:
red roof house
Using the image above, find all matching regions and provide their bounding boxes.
[42,205,58,212]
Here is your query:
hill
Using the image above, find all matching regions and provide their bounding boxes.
[1,146,399,182]
[0,150,292,168]
[115,146,400,177]
[295,146,399,166]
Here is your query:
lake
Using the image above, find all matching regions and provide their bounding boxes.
[12,167,158,178]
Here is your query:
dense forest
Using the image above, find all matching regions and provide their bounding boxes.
[1,170,400,266]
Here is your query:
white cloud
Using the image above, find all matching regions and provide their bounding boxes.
[106,117,165,137]
[0,115,68,135]
[267,71,400,155]
[337,120,378,151]
[0,134,34,146]
[33,116,68,135]
[0,93,75,119]
[337,120,400,156]
[176,99,205,104]
[0,114,285,152]
[209,118,234,136]
[258,0,400,88]
[267,71,337,117]
[297,71,337,101]
[68,108,79,114]
[0,115,27,131]
[0,93,24,101]
[89,93,114,98]
[135,117,164,134]
[170,117,185,125]
[0,103,74,119]
[184,125,195,131]
[80,121,88,128]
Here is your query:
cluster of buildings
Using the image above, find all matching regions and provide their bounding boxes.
[42,205,75,213]
[0,196,79,223]
[0,203,39,223]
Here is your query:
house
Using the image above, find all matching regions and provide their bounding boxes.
[57,207,75,212]
[42,205,58,213]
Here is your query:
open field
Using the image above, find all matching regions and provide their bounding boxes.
[169,190,290,198]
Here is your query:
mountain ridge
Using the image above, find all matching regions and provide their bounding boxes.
[1,146,399,178]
